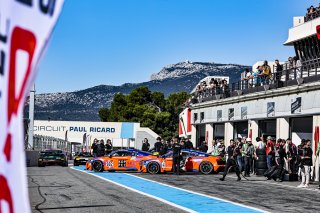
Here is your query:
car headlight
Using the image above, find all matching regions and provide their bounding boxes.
[61,158,65,161]
[75,157,80,160]
[38,159,43,161]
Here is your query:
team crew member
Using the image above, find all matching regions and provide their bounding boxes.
[154,137,163,153]
[97,139,105,157]
[91,139,98,157]
[105,139,113,155]
[142,138,150,151]
[220,140,241,181]
[298,140,312,188]
[185,138,194,149]
[172,138,182,175]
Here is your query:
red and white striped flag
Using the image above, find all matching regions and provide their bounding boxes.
[0,1,64,212]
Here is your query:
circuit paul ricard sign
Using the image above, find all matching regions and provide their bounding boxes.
[33,120,134,142]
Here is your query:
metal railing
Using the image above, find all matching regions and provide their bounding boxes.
[33,134,73,152]
[192,58,320,104]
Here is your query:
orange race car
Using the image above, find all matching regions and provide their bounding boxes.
[86,149,157,172]
[139,149,225,175]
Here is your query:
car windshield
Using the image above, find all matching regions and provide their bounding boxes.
[41,153,65,159]
[78,152,91,157]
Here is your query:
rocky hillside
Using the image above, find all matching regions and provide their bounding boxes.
[25,61,248,121]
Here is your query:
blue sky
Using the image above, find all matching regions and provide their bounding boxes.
[36,0,319,93]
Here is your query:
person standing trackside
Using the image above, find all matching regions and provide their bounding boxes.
[105,139,113,155]
[142,138,150,152]
[298,140,313,188]
[91,139,98,157]
[220,139,241,181]
[172,138,182,175]
[185,138,194,150]
[154,137,163,153]
[97,139,105,157]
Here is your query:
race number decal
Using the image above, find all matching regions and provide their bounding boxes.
[162,161,166,168]
[105,160,113,167]
[118,160,126,168]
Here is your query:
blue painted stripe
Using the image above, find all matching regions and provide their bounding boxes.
[72,166,264,213]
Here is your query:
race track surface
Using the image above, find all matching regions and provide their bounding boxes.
[28,166,320,213]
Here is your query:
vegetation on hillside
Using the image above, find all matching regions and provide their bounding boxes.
[98,86,190,139]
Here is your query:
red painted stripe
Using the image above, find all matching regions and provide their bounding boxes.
[179,120,183,135]
[187,109,192,133]
[317,25,320,40]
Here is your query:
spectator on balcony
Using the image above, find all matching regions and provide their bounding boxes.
[293,56,302,79]
[242,68,252,88]
[307,6,316,21]
[252,66,261,87]
[258,61,272,85]
[275,59,283,87]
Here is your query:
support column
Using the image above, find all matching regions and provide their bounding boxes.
[191,125,197,148]
[276,118,289,140]
[28,84,35,149]
[313,115,320,181]
[224,122,234,147]
[248,120,259,146]
[206,124,214,153]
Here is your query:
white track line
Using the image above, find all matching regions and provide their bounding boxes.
[70,167,196,213]
[126,173,268,213]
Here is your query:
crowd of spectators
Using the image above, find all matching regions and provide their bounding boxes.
[305,4,320,22]
[195,78,229,100]
[142,137,210,155]
[211,136,316,188]
[242,57,302,89]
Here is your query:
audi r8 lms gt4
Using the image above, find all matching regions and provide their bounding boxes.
[38,150,68,167]
[74,152,92,166]
[140,149,225,175]
[86,149,157,172]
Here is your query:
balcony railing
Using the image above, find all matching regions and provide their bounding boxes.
[305,10,320,22]
[192,58,320,104]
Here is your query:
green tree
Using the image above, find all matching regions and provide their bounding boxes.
[98,86,190,137]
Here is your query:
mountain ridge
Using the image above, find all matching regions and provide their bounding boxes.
[25,61,248,121]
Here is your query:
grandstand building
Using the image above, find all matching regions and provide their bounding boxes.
[179,13,320,155]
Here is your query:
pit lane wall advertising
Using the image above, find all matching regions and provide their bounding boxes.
[0,1,64,213]
[33,120,158,148]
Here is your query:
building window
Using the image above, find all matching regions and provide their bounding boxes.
[194,113,198,122]
[200,112,204,121]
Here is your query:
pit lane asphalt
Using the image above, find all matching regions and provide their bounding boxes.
[27,166,183,213]
[132,172,320,213]
[28,166,320,213]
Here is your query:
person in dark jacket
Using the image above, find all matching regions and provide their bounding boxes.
[298,140,313,188]
[172,138,182,175]
[105,139,113,155]
[91,139,98,157]
[185,138,194,150]
[97,139,105,157]
[154,137,163,153]
[142,138,150,152]
[220,140,241,181]
[159,139,168,155]
[199,141,208,153]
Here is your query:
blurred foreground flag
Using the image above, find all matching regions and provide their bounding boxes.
[0,1,64,212]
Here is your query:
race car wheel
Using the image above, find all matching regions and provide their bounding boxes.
[147,162,160,174]
[74,162,78,166]
[93,161,104,172]
[199,161,213,175]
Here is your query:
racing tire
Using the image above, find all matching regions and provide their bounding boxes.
[256,168,267,176]
[255,161,267,169]
[147,162,160,174]
[93,161,104,172]
[199,161,213,175]
[255,149,266,155]
[255,155,266,162]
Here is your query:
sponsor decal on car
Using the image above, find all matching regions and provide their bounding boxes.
[105,160,114,167]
